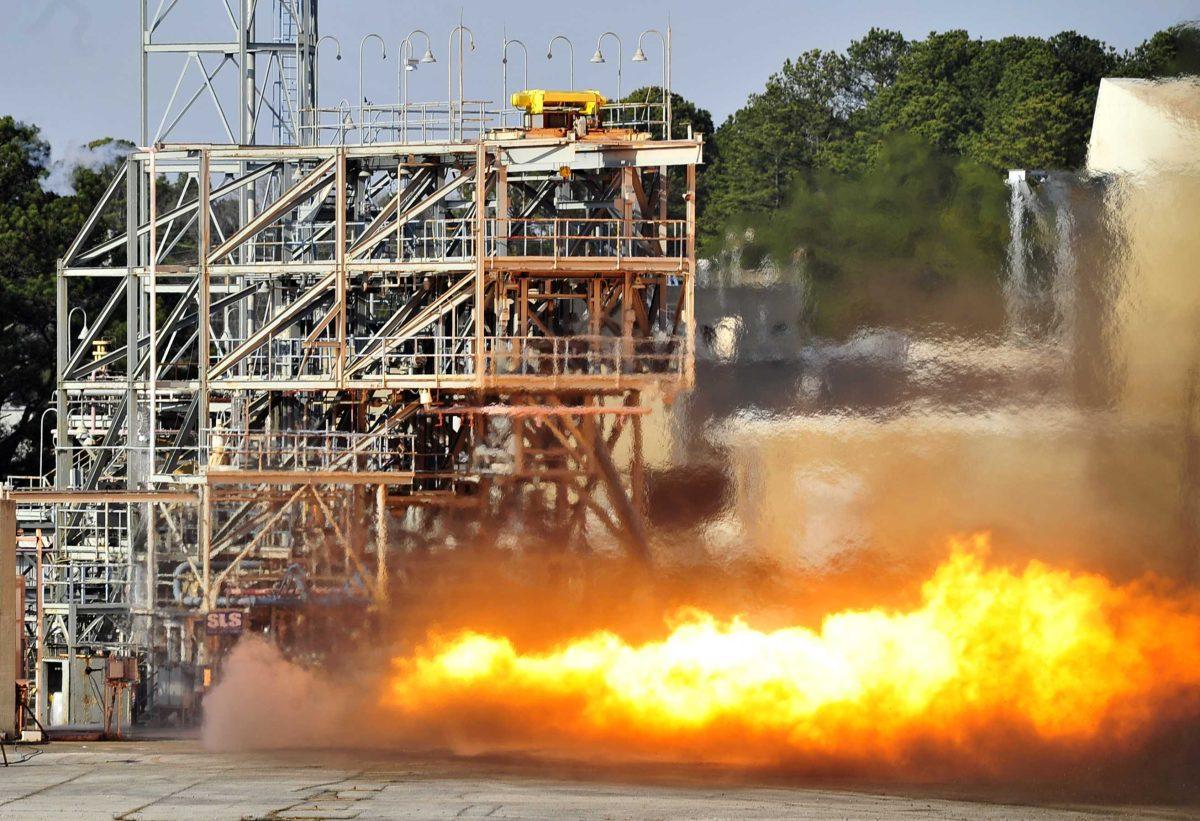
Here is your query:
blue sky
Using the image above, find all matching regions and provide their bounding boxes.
[0,0,1196,154]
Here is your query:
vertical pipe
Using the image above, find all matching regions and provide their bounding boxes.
[458,18,464,139]
[0,498,17,739]
[238,0,255,369]
[145,501,156,627]
[375,483,388,603]
[666,22,673,140]
[474,143,487,379]
[335,148,347,383]
[148,149,158,479]
[199,484,211,614]
[140,0,148,146]
[685,162,696,387]
[496,162,508,257]
[33,528,44,726]
[240,0,254,145]
[126,157,140,490]
[198,150,211,462]
[55,262,68,489]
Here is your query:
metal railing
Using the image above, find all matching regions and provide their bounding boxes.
[299,99,671,145]
[211,331,686,382]
[377,217,478,262]
[491,217,686,260]
[600,101,668,137]
[175,215,683,267]
[300,101,500,145]
[207,428,421,472]
[487,334,685,378]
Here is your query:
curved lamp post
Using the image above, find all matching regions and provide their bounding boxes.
[447,24,476,141]
[38,406,57,481]
[398,29,436,142]
[590,32,623,102]
[357,33,388,140]
[68,306,89,347]
[502,37,529,127]
[633,28,670,138]
[547,35,575,90]
[315,35,342,112]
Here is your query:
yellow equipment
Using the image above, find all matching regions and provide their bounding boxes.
[510,89,607,116]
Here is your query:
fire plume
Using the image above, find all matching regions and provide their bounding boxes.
[382,536,1200,768]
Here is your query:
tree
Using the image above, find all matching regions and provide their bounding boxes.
[620,86,715,144]
[700,29,910,248]
[1122,23,1200,77]
[733,133,1009,335]
[700,48,853,250]
[0,118,128,477]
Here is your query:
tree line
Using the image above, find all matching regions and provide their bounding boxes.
[1,24,1197,475]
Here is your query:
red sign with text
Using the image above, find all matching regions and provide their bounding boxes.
[205,609,246,635]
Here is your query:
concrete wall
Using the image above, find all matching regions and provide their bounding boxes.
[1087,77,1200,176]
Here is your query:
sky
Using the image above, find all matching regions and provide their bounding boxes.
[0,0,1197,158]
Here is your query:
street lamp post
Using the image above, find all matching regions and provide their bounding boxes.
[315,35,342,106]
[447,24,477,141]
[633,28,671,138]
[502,37,529,127]
[590,32,623,102]
[358,33,388,141]
[68,306,89,356]
[547,35,575,90]
[312,35,342,144]
[37,406,57,481]
[398,30,436,142]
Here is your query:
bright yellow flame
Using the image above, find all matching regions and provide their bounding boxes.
[382,536,1200,763]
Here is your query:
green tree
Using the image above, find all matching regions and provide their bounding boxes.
[1122,23,1200,76]
[700,29,909,248]
[620,87,715,219]
[700,48,852,250]
[0,118,128,477]
[736,133,1009,335]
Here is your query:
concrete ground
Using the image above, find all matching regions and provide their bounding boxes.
[0,740,1194,820]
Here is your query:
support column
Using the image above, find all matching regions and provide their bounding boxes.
[198,150,211,460]
[199,484,212,613]
[685,162,697,388]
[496,162,508,257]
[55,263,69,488]
[0,495,16,739]
[335,149,347,383]
[375,483,388,603]
[126,160,140,490]
[474,143,488,380]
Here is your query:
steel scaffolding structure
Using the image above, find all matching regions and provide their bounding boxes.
[9,2,698,727]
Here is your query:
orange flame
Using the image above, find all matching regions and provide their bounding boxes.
[382,536,1200,766]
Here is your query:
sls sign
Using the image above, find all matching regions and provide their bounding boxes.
[205,610,246,635]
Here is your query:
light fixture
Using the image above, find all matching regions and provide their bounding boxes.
[632,47,647,62]
[77,323,90,342]
[420,48,436,63]
[590,49,605,64]
[405,58,418,72]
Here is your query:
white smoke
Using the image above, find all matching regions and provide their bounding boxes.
[202,636,355,751]
[41,140,131,196]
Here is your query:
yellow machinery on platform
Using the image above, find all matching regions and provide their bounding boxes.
[510,89,608,115]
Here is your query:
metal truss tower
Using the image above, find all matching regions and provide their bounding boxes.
[10,4,698,729]
[140,0,317,146]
